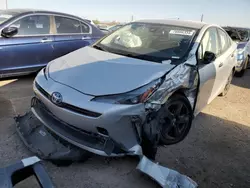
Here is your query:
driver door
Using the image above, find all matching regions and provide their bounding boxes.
[194,27,223,115]
[0,14,54,75]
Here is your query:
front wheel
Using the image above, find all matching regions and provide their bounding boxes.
[159,94,193,145]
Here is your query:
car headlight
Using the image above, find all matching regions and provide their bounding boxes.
[238,48,244,54]
[92,79,162,104]
[237,54,244,61]
[237,48,245,60]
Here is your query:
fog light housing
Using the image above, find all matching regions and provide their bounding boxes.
[97,127,109,136]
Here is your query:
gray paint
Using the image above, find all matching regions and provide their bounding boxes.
[35,70,145,151]
[48,46,175,95]
[32,22,237,157]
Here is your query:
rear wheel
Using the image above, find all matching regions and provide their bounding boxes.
[159,94,193,145]
[219,70,233,97]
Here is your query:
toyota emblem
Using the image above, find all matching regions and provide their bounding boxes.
[51,92,63,105]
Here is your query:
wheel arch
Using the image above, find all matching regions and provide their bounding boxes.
[170,88,195,113]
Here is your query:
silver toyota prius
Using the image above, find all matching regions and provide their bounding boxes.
[17,19,237,160]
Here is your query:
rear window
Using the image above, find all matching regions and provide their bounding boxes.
[55,16,81,34]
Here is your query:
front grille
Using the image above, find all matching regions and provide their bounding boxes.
[33,101,126,155]
[63,103,101,118]
[35,82,102,118]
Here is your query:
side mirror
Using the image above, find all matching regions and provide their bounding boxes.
[1,27,18,38]
[203,51,216,64]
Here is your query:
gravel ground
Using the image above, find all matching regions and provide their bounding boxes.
[0,71,250,188]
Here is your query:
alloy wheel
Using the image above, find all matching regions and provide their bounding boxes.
[160,97,192,145]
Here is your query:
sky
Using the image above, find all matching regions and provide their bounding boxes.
[5,0,250,27]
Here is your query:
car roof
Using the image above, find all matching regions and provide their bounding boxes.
[0,9,40,14]
[135,19,207,29]
[0,9,87,21]
[223,26,250,31]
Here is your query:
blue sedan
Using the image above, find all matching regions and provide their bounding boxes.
[0,9,104,78]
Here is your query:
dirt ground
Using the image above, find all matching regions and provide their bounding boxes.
[0,71,250,188]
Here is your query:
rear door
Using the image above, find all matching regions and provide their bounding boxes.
[52,16,91,59]
[0,14,54,75]
[217,28,236,88]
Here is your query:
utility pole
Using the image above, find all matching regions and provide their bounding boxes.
[201,14,204,22]
[0,0,7,9]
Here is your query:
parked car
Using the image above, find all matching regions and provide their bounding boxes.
[108,24,124,32]
[99,28,110,35]
[0,9,104,78]
[223,26,250,76]
[18,19,237,160]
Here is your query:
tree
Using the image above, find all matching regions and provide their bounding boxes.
[93,19,100,25]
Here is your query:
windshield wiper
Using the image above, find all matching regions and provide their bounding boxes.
[93,44,107,52]
[117,52,162,63]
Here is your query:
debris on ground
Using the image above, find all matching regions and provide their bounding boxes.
[0,156,53,188]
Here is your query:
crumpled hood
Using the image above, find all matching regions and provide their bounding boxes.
[48,46,175,96]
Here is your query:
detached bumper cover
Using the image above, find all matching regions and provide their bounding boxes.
[137,156,198,188]
[15,111,90,161]
[0,156,53,188]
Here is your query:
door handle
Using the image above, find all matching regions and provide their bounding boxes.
[219,62,223,68]
[41,38,53,43]
[231,54,234,58]
[82,36,91,40]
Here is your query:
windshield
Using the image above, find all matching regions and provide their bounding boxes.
[224,27,249,42]
[109,24,123,32]
[0,10,18,24]
[97,22,197,62]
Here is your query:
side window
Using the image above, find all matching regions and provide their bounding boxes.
[10,15,50,36]
[80,22,90,33]
[55,16,81,34]
[218,29,230,54]
[197,27,220,62]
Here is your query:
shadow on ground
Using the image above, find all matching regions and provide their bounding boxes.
[0,75,35,120]
[157,112,250,188]
[231,69,250,89]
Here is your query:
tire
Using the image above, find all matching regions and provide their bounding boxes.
[219,70,233,97]
[159,94,193,145]
[235,57,248,77]
[247,56,250,69]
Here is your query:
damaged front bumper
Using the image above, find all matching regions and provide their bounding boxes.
[16,98,138,159]
[15,109,198,188]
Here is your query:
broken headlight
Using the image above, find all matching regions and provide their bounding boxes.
[92,79,162,104]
